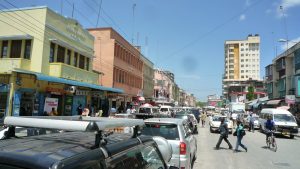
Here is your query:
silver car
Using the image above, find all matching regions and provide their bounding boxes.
[142,118,197,169]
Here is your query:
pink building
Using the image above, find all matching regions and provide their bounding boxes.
[88,28,143,110]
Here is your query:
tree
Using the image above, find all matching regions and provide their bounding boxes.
[246,86,255,101]
[196,101,206,107]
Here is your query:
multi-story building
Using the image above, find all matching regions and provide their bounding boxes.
[140,54,154,102]
[153,68,175,105]
[265,41,300,103]
[223,34,261,101]
[0,7,122,117]
[88,28,143,110]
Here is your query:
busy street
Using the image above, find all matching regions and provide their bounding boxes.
[194,122,300,169]
[1,0,300,169]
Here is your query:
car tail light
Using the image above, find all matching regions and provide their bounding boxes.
[180,142,186,155]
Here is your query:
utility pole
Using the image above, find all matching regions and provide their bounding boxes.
[280,6,289,53]
[132,3,136,45]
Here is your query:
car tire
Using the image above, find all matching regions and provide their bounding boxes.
[260,125,263,133]
[210,126,213,133]
[290,135,295,139]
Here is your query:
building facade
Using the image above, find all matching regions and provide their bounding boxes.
[0,7,122,117]
[153,69,175,105]
[88,28,143,110]
[265,42,300,103]
[140,54,154,101]
[223,34,261,101]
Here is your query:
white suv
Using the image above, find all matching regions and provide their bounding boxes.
[142,118,197,169]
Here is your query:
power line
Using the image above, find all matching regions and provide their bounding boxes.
[96,0,103,27]
[167,0,266,58]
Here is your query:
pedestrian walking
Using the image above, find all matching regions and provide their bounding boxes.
[76,104,83,115]
[215,118,232,149]
[249,114,255,132]
[200,112,207,127]
[234,120,247,152]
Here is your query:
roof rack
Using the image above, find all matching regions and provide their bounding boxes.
[4,116,145,149]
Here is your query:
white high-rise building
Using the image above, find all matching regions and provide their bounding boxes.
[223,34,261,100]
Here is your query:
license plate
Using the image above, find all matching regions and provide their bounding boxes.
[282,130,290,135]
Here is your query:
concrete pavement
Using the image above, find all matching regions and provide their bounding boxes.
[193,123,300,169]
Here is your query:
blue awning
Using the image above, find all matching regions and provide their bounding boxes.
[13,69,123,93]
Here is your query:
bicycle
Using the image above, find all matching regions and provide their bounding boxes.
[266,130,277,152]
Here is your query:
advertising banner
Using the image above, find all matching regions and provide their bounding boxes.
[44,97,58,113]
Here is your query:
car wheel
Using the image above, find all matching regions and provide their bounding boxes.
[210,126,213,133]
[290,135,295,139]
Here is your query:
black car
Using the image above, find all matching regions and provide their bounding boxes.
[0,116,178,169]
[190,108,200,123]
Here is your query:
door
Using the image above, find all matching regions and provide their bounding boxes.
[72,95,86,115]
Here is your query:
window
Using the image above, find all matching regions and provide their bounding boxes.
[229,49,234,52]
[74,52,78,67]
[241,76,244,78]
[86,57,90,70]
[1,40,8,58]
[10,40,22,58]
[57,45,65,63]
[24,40,31,59]
[241,64,244,67]
[241,70,244,73]
[241,48,244,51]
[241,54,244,56]
[79,54,85,69]
[66,50,71,65]
[49,43,55,62]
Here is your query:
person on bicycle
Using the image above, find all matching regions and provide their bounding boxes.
[264,115,275,142]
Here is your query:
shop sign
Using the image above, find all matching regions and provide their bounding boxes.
[91,91,104,98]
[66,24,86,42]
[76,90,90,96]
[44,97,58,114]
[46,87,66,95]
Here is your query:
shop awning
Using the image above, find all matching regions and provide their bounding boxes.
[13,69,123,93]
[266,100,282,105]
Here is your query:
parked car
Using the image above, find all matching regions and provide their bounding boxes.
[244,114,260,129]
[134,103,160,119]
[209,115,233,134]
[259,108,298,138]
[141,118,197,169]
[0,116,179,169]
[174,111,198,134]
[159,105,173,117]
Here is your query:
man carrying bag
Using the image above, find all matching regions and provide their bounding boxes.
[215,118,233,150]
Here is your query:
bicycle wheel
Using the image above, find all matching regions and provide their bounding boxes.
[272,138,277,152]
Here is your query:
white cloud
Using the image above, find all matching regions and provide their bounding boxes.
[239,14,246,21]
[177,75,201,80]
[280,36,300,50]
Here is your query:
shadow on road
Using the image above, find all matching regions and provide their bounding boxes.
[261,146,277,152]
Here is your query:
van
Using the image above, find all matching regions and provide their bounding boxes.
[259,108,298,138]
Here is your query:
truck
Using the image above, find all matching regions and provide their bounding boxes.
[228,102,245,113]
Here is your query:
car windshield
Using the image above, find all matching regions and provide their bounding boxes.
[274,114,296,123]
[141,123,179,140]
[160,108,169,112]
[212,116,228,122]
[174,114,188,120]
[139,108,151,114]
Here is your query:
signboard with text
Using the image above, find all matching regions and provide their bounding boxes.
[43,97,58,113]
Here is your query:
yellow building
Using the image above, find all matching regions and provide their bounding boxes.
[0,6,122,117]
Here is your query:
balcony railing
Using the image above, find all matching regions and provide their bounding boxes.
[49,63,99,84]
[0,58,31,72]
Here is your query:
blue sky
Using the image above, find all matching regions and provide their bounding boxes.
[1,0,300,101]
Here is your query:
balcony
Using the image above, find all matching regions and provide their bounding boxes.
[0,58,31,73]
[49,63,98,84]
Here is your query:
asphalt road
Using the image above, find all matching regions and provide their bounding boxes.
[193,123,300,169]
